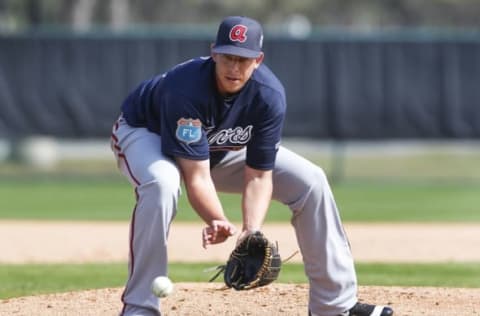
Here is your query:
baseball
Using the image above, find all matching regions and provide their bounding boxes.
[151,276,174,298]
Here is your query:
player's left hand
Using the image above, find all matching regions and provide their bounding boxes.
[202,220,237,248]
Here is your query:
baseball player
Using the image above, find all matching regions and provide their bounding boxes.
[111,16,394,316]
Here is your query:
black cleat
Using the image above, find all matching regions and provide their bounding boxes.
[343,302,394,316]
[308,302,393,316]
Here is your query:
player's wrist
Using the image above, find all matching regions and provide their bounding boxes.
[237,228,259,246]
[208,217,229,226]
[241,225,261,233]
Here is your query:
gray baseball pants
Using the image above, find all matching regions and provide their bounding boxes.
[111,117,357,316]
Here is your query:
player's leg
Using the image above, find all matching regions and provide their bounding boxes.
[271,147,358,316]
[111,117,181,316]
[211,146,357,316]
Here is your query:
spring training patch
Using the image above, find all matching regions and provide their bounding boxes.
[176,118,202,144]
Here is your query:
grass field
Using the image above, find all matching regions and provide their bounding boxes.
[1,145,479,299]
[1,262,480,299]
[1,178,479,222]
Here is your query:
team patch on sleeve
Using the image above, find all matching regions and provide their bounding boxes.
[176,118,202,144]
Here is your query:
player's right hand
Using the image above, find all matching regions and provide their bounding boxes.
[202,220,237,249]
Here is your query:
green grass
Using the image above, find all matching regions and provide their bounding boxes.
[0,263,127,299]
[1,262,479,299]
[0,178,134,221]
[310,150,480,181]
[1,148,480,222]
[355,263,480,288]
[334,181,480,222]
[1,178,480,222]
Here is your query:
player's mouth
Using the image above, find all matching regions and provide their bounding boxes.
[225,75,241,83]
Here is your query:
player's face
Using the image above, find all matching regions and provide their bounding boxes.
[212,53,264,95]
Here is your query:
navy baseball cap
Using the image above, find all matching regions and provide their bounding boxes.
[212,16,264,58]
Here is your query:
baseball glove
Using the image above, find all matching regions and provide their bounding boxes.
[212,231,282,290]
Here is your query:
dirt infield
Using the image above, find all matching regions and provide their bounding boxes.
[2,221,480,264]
[2,284,479,315]
[1,221,480,315]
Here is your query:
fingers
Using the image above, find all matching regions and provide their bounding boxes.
[202,227,208,248]
[226,223,237,235]
[212,220,236,237]
[202,226,214,249]
[202,226,220,249]
[202,220,237,248]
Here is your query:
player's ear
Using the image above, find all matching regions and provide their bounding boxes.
[254,52,264,69]
[210,43,217,61]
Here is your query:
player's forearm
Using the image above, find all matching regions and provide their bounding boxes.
[185,177,227,224]
[242,166,272,232]
[176,157,227,224]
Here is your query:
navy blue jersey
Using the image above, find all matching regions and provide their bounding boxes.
[121,57,286,170]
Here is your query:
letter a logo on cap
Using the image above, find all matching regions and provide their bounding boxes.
[229,25,248,43]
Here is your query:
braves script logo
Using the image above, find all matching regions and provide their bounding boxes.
[208,125,253,146]
[229,24,248,43]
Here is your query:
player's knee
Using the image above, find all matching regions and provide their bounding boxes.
[137,179,179,224]
[275,166,329,210]
[297,167,333,206]
[145,163,181,196]
[153,178,180,198]
[139,175,181,207]
[302,165,329,189]
[313,166,329,186]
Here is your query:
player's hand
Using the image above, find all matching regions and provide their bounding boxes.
[236,229,260,246]
[202,220,237,249]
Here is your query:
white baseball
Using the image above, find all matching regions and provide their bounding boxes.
[151,276,174,297]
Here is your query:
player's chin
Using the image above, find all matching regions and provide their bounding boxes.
[223,80,245,94]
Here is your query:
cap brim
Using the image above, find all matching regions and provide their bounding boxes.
[212,45,262,58]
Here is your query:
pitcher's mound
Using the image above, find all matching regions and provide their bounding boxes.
[1,283,479,316]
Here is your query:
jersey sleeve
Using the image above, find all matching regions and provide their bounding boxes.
[246,93,286,170]
[159,91,210,161]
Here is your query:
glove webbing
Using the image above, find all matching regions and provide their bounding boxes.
[207,237,272,284]
[208,265,226,282]
[241,244,273,290]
